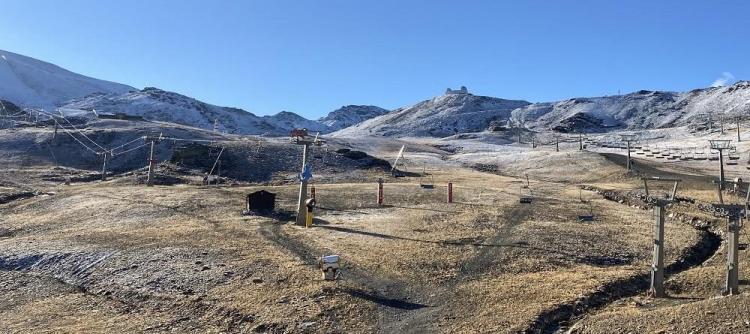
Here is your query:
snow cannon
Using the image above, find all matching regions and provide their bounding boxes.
[319,255,340,281]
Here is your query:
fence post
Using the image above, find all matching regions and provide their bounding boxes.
[447,182,453,203]
[377,178,384,206]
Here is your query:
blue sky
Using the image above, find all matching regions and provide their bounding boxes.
[2,0,748,118]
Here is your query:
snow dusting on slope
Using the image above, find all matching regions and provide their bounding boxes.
[333,91,531,137]
[0,49,133,108]
[511,82,750,132]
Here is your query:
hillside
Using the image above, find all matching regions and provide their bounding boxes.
[0,49,133,108]
[62,88,289,135]
[318,105,390,131]
[333,88,531,137]
[0,50,391,136]
[511,81,750,132]
[262,111,330,133]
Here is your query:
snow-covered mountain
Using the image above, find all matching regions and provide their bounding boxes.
[8,49,747,138]
[333,87,531,137]
[62,87,291,135]
[0,49,133,108]
[262,111,330,133]
[511,81,750,132]
[318,105,390,131]
[62,88,383,135]
[0,50,393,135]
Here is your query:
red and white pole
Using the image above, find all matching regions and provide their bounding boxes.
[447,182,453,203]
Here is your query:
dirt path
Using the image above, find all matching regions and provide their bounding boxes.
[257,221,430,332]
[371,201,535,333]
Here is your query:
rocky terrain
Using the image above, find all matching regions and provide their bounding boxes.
[512,81,750,133]
[318,105,390,131]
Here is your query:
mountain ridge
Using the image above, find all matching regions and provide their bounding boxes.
[0,49,134,108]
[2,49,748,138]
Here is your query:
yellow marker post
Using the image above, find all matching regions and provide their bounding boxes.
[305,198,315,228]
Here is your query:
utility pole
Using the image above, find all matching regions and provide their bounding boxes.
[642,177,681,298]
[101,151,110,181]
[621,134,636,172]
[709,140,732,190]
[554,135,560,152]
[291,129,323,225]
[737,117,741,142]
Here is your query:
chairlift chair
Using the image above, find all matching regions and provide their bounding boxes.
[728,147,740,160]
[419,164,434,189]
[578,201,595,222]
[419,175,435,189]
[519,186,533,204]
[727,148,739,165]
[680,149,691,161]
[695,150,707,161]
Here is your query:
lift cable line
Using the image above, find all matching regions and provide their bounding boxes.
[44,109,108,151]
[109,136,148,155]
[49,118,103,155]
[158,136,238,144]
[110,142,150,157]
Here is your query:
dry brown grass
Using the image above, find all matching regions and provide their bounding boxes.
[0,158,714,333]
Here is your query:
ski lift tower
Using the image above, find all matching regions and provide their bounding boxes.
[291,129,324,225]
[710,179,745,295]
[642,176,681,297]
[709,139,732,190]
[145,133,163,186]
[736,116,742,142]
[620,134,637,171]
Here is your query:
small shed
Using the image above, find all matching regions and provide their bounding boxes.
[246,190,276,213]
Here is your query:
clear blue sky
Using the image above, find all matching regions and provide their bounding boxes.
[2,0,748,118]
